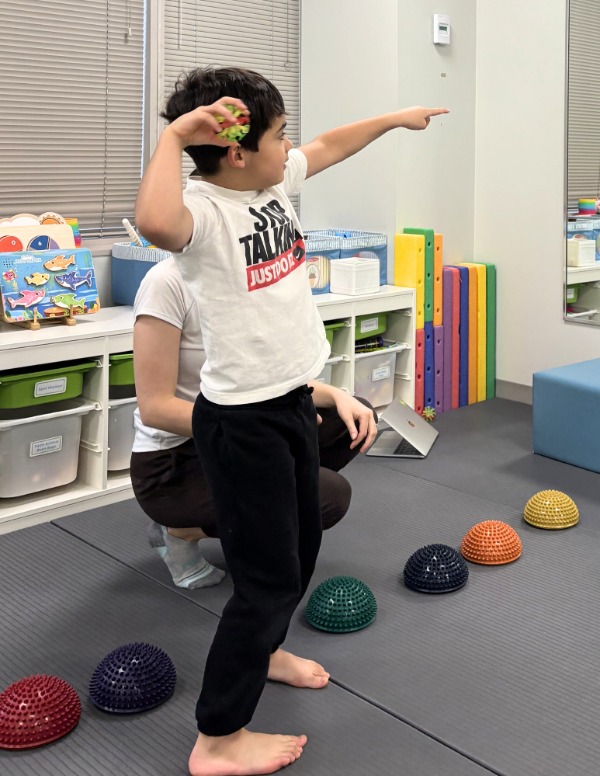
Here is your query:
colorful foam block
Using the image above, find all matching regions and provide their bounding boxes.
[460,263,487,402]
[433,234,443,326]
[463,265,478,404]
[449,265,469,407]
[415,327,425,414]
[434,325,444,412]
[404,228,434,323]
[424,321,434,409]
[442,270,453,411]
[394,233,425,330]
[481,262,496,399]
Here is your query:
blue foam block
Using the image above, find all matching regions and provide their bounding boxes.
[533,358,600,473]
[424,321,435,409]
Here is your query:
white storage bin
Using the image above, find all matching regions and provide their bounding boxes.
[0,399,96,498]
[354,349,397,407]
[107,397,137,471]
[567,238,596,267]
[330,257,380,296]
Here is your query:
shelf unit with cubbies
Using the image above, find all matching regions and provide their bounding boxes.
[0,286,414,533]
[0,307,135,534]
[316,284,416,410]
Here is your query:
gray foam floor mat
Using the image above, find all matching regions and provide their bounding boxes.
[56,446,600,776]
[284,461,600,776]
[381,398,600,519]
[0,523,491,776]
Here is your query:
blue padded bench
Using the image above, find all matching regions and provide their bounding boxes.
[533,358,600,473]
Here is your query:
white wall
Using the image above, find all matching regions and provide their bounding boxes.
[302,0,600,394]
[396,0,476,263]
[475,0,600,389]
[300,0,400,258]
[301,0,476,272]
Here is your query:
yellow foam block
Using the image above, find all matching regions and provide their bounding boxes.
[394,233,425,330]
[459,262,487,402]
[433,234,443,326]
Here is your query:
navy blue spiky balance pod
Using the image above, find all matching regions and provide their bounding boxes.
[89,642,176,713]
[305,576,377,633]
[0,675,81,750]
[403,544,469,593]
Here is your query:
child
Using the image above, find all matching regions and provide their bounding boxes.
[136,65,447,776]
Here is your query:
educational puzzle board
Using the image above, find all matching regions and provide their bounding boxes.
[0,248,100,323]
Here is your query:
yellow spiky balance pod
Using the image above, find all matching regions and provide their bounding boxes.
[523,490,579,530]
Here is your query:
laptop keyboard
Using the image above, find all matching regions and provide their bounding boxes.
[393,437,421,456]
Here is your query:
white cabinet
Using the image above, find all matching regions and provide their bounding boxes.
[0,286,414,533]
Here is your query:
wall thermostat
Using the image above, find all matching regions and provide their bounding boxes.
[433,14,451,45]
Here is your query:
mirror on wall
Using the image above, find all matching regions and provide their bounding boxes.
[565,0,600,324]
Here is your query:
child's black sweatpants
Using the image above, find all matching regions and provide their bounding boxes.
[192,384,322,736]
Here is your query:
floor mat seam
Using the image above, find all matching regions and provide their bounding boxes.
[50,520,222,620]
[329,677,505,776]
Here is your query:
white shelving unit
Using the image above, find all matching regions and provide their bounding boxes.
[316,285,415,407]
[567,265,600,284]
[0,286,414,533]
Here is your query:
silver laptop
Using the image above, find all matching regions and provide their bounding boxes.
[366,399,439,459]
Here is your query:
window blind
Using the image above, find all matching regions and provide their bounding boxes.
[567,0,600,209]
[0,0,144,234]
[162,0,300,179]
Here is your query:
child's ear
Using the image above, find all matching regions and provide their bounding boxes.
[226,145,246,169]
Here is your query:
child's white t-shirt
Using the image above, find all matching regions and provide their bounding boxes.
[176,148,330,405]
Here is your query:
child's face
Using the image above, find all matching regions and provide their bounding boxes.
[244,115,292,189]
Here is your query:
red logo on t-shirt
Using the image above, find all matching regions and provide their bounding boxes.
[246,238,306,291]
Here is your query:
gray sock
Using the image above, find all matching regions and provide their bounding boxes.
[148,523,226,589]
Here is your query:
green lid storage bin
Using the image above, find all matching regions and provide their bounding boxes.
[324,321,346,349]
[0,361,96,412]
[566,285,580,304]
[109,353,135,399]
[355,313,387,341]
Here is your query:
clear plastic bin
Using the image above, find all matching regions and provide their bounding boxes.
[107,397,137,471]
[354,350,397,407]
[0,399,96,498]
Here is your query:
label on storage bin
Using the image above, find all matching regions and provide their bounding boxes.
[371,364,391,382]
[34,377,67,398]
[360,317,379,334]
[30,436,63,457]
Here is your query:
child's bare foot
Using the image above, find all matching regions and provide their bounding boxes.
[189,728,307,776]
[268,649,329,689]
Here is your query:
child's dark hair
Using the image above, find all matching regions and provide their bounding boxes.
[161,66,286,176]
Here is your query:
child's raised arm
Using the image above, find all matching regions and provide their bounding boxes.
[299,106,449,179]
[135,97,248,252]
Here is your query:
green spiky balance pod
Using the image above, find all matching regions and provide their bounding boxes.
[305,576,377,633]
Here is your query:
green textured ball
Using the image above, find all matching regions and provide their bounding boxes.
[305,576,377,633]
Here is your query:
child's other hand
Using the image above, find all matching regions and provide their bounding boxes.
[166,97,250,148]
[397,106,449,130]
